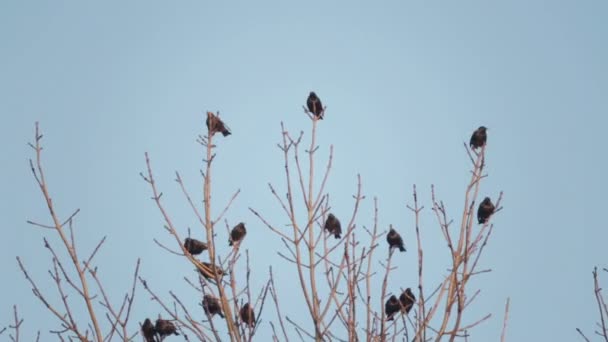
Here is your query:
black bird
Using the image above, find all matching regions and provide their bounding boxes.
[386,226,406,252]
[385,295,402,321]
[141,318,156,342]
[306,92,324,119]
[323,213,342,239]
[477,197,495,224]
[399,288,416,314]
[206,111,231,137]
[469,126,487,149]
[229,222,247,246]
[155,318,179,338]
[198,262,225,280]
[203,294,225,318]
[184,238,208,255]
[240,302,256,328]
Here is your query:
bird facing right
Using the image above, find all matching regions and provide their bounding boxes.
[206,112,231,137]
[386,227,406,252]
[477,197,496,224]
[203,294,225,318]
[469,126,487,149]
[155,318,179,338]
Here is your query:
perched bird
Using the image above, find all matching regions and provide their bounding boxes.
[203,294,225,318]
[198,262,225,280]
[229,222,247,246]
[306,92,324,119]
[469,126,487,149]
[240,302,256,328]
[323,213,342,239]
[385,295,402,321]
[141,318,156,342]
[399,288,416,314]
[206,111,231,137]
[155,318,179,338]
[386,226,406,252]
[184,237,208,255]
[477,197,495,224]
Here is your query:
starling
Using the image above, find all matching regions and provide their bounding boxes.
[155,318,179,337]
[141,318,156,342]
[385,295,402,321]
[184,237,208,255]
[240,302,256,328]
[477,197,495,224]
[399,288,416,314]
[229,222,247,246]
[306,92,324,119]
[198,262,225,280]
[386,227,406,252]
[203,294,225,318]
[206,111,231,137]
[323,213,342,239]
[469,126,487,149]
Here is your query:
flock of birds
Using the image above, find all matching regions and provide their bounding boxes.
[140,93,496,340]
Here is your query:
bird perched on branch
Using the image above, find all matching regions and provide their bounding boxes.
[141,318,156,342]
[399,288,416,314]
[229,222,247,246]
[240,302,256,328]
[203,294,225,318]
[323,213,342,239]
[306,92,324,119]
[184,237,207,255]
[387,226,406,252]
[206,111,231,137]
[469,126,487,149]
[155,318,179,338]
[385,295,402,321]
[198,262,225,280]
[477,197,495,224]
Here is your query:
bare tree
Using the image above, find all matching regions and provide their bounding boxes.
[577,267,608,341]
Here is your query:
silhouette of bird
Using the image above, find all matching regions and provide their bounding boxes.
[184,238,207,255]
[306,92,324,119]
[385,295,402,321]
[386,226,406,252]
[141,318,156,342]
[203,294,225,318]
[469,126,487,149]
[206,112,231,137]
[240,302,256,328]
[323,213,342,239]
[229,222,247,246]
[399,288,416,314]
[477,197,495,224]
[155,318,179,338]
[198,262,225,280]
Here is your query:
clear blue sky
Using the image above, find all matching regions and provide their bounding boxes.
[1,1,607,341]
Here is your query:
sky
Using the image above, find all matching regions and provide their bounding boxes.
[1,1,607,341]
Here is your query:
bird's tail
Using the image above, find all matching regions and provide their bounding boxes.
[399,246,406,252]
[228,239,233,246]
[222,130,231,137]
[334,233,341,239]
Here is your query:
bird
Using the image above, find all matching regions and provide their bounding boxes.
[203,294,225,318]
[197,262,225,280]
[469,126,487,149]
[399,288,416,314]
[477,197,495,224]
[323,213,342,239]
[141,318,156,342]
[155,318,179,338]
[386,226,406,252]
[206,111,231,137]
[240,302,256,328]
[306,92,324,119]
[184,237,208,255]
[229,222,247,246]
[385,295,402,321]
